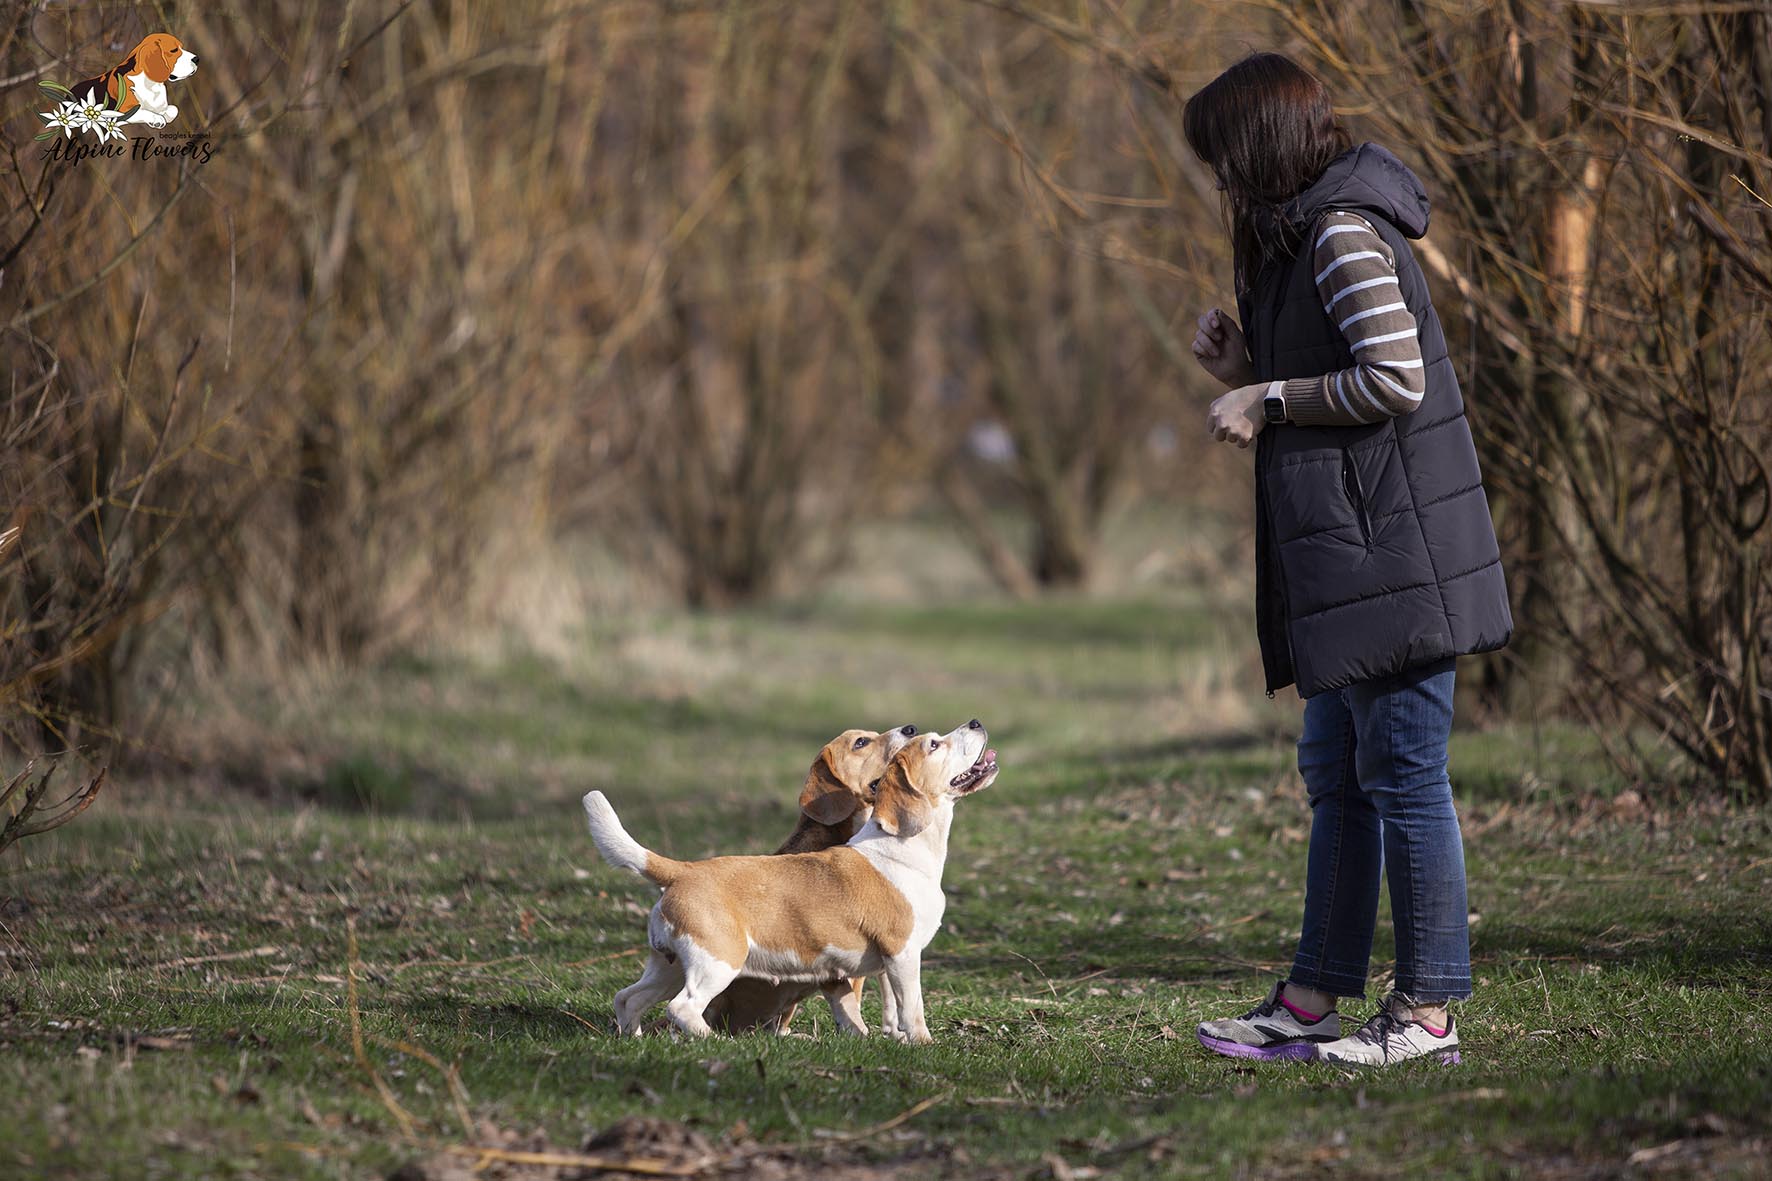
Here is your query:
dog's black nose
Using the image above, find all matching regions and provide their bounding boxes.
[968,718,982,730]
[900,724,917,736]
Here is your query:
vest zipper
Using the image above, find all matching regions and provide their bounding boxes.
[1343,450,1374,551]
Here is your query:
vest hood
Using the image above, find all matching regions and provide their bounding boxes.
[1272,142,1431,240]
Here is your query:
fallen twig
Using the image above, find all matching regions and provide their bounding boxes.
[554,1007,604,1033]
[345,918,417,1138]
[562,947,646,968]
[151,945,281,971]
[387,952,536,976]
[438,1145,719,1175]
[388,946,640,976]
[812,1091,950,1143]
[372,1034,474,1140]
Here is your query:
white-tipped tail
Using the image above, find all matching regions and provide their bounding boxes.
[581,791,652,878]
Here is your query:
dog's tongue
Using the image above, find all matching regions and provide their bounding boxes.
[985,748,997,762]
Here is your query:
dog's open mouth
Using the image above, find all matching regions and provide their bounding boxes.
[950,748,998,792]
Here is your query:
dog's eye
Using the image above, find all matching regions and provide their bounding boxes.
[928,740,939,750]
[852,736,870,750]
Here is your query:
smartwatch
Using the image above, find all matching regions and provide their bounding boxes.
[1262,381,1287,425]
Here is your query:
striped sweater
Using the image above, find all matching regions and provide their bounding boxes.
[1272,212,1426,426]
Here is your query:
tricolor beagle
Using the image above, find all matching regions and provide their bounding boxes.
[584,720,999,1042]
[71,33,197,129]
[702,723,920,1035]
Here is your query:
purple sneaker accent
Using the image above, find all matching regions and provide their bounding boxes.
[1195,979,1342,1063]
[1198,1032,1319,1062]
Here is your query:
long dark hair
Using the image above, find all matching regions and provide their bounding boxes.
[1183,53,1350,295]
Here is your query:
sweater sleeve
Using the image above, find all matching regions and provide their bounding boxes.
[1280,212,1427,426]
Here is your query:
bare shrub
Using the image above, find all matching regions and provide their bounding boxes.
[0,760,105,857]
[579,2,1227,601]
[1,0,224,752]
[581,4,917,606]
[3,2,591,762]
[174,1,583,659]
[897,3,1223,593]
[0,317,210,752]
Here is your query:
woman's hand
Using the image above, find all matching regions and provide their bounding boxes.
[1191,308,1256,389]
[1208,382,1269,449]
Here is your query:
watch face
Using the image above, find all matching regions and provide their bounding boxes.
[1264,396,1286,423]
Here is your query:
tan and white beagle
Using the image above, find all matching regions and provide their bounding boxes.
[584,720,999,1042]
[71,33,198,128]
[702,723,920,1035]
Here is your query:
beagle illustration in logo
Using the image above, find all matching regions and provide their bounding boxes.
[69,33,197,129]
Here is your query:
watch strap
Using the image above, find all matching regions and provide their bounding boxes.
[1262,380,1287,424]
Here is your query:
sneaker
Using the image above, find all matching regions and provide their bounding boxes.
[1196,979,1341,1062]
[1314,995,1461,1067]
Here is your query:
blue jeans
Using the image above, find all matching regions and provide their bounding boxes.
[1288,657,1472,1003]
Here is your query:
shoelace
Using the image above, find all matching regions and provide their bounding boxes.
[1352,1008,1402,1047]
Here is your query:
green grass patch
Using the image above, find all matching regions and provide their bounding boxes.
[4,594,1769,1178]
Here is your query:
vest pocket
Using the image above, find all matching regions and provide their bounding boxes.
[1342,450,1374,550]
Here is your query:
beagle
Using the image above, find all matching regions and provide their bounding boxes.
[584,720,999,1042]
[703,723,921,1035]
[70,33,197,128]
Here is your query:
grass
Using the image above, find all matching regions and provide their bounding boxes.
[3,585,1770,1178]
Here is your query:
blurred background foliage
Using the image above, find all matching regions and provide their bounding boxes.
[1,0,1767,797]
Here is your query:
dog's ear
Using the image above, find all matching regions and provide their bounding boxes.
[872,760,931,838]
[141,38,173,83]
[798,751,860,826]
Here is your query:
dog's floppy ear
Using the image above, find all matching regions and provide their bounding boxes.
[141,37,174,83]
[873,760,932,838]
[798,751,860,826]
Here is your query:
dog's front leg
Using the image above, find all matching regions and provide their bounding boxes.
[883,951,932,1044]
[768,1000,800,1036]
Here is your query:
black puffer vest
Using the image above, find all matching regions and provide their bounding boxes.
[1236,144,1513,698]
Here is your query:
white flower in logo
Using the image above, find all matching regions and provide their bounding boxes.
[69,97,129,143]
[40,100,81,139]
[85,108,129,143]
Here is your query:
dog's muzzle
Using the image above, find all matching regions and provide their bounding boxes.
[950,748,998,792]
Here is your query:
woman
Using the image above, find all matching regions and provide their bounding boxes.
[1181,53,1512,1067]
